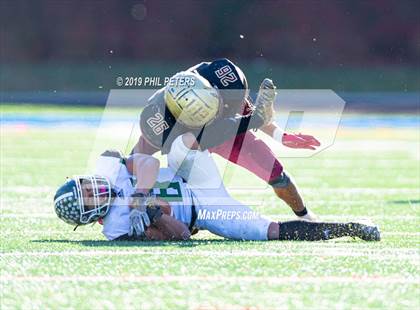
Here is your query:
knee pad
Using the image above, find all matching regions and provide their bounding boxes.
[268,170,291,188]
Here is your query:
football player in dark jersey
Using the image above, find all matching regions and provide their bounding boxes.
[132,58,320,221]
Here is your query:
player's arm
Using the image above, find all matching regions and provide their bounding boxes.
[197,78,277,150]
[147,199,191,240]
[254,78,320,150]
[261,122,321,150]
[195,112,264,150]
[145,213,191,241]
[125,153,161,238]
[115,212,191,241]
[124,156,191,240]
[131,135,160,155]
[125,153,160,194]
[118,214,191,241]
[135,198,190,241]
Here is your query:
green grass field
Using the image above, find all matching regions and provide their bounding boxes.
[1,105,419,309]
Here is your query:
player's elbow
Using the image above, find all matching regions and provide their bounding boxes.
[180,229,191,240]
[182,132,199,150]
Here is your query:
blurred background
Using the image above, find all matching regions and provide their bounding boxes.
[1,0,419,111]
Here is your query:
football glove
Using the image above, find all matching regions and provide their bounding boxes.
[282,133,321,150]
[128,208,151,238]
[128,192,152,238]
[255,78,277,126]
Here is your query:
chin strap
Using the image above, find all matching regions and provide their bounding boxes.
[110,188,118,198]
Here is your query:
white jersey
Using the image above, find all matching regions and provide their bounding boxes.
[96,140,271,242]
[96,151,193,240]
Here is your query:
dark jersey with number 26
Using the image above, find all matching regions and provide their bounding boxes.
[140,58,262,154]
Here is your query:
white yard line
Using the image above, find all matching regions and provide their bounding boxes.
[1,186,53,194]
[0,214,418,221]
[2,231,418,240]
[382,232,420,236]
[1,275,418,284]
[1,249,418,260]
[272,214,420,221]
[2,187,419,195]
[0,213,56,218]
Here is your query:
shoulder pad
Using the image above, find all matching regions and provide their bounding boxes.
[100,149,127,166]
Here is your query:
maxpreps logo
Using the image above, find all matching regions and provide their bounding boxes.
[197,209,261,221]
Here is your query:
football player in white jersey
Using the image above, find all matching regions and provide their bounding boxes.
[54,134,380,242]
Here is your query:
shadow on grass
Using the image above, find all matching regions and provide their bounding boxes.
[31,238,358,248]
[388,199,420,204]
[31,238,248,248]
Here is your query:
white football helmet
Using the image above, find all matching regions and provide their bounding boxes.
[164,71,221,128]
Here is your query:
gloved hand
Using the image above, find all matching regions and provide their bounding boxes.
[282,133,321,150]
[128,192,151,238]
[128,207,151,238]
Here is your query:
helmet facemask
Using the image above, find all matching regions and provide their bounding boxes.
[74,175,112,224]
[164,71,222,128]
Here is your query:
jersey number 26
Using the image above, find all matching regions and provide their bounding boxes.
[146,112,169,135]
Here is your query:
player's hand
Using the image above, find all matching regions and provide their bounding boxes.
[297,209,319,222]
[282,133,321,150]
[128,208,151,237]
[144,197,163,224]
[295,133,321,147]
[128,192,152,237]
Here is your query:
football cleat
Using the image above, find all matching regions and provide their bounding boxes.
[255,78,277,126]
[351,221,381,241]
[297,208,319,222]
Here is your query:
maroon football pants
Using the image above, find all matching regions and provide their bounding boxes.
[209,131,283,184]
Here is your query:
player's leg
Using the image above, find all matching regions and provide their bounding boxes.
[194,200,272,241]
[209,131,315,220]
[168,133,225,190]
[267,220,380,241]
